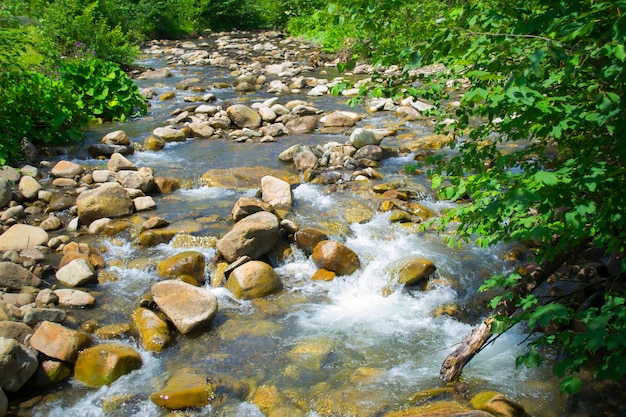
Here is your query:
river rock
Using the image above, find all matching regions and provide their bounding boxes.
[294,228,329,255]
[387,257,436,288]
[0,322,32,343]
[50,160,84,178]
[54,289,96,308]
[0,337,38,392]
[76,182,133,224]
[140,216,169,231]
[383,401,494,417]
[349,128,382,149]
[292,145,319,171]
[157,251,206,283]
[0,178,12,208]
[29,321,92,363]
[259,122,288,137]
[216,211,280,263]
[107,153,136,172]
[0,262,42,290]
[134,196,156,212]
[152,126,187,142]
[150,368,218,410]
[87,143,134,158]
[101,130,130,146]
[18,175,41,201]
[38,215,61,231]
[231,197,274,222]
[26,359,72,389]
[470,391,528,417]
[323,111,361,127]
[0,388,5,416]
[153,176,181,193]
[261,175,292,211]
[151,280,218,334]
[188,121,215,138]
[285,115,318,133]
[144,135,166,151]
[56,258,96,287]
[22,307,66,325]
[226,104,262,129]
[137,68,172,79]
[74,343,142,387]
[130,307,173,352]
[312,240,361,276]
[258,106,277,122]
[225,260,282,299]
[48,193,76,212]
[0,224,48,251]
[116,169,154,193]
[354,144,384,161]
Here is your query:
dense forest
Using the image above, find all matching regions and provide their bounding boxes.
[1,0,625,395]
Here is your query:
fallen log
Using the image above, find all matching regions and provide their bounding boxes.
[440,250,573,382]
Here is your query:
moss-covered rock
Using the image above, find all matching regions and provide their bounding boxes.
[74,343,143,387]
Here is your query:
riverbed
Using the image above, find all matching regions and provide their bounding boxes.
[20,31,578,417]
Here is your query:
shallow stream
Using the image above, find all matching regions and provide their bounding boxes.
[24,33,573,417]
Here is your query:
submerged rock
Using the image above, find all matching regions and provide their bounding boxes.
[74,343,142,387]
[157,250,206,283]
[131,307,173,352]
[311,240,361,276]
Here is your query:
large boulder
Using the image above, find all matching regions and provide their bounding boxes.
[261,175,292,211]
[157,251,206,283]
[76,182,133,225]
[74,343,142,387]
[0,262,42,290]
[312,240,361,276]
[216,211,280,263]
[0,224,48,251]
[349,128,382,149]
[0,337,38,392]
[130,307,174,352]
[225,260,282,299]
[151,280,218,334]
[29,321,92,363]
[226,104,262,129]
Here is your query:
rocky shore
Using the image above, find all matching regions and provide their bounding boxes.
[0,31,539,417]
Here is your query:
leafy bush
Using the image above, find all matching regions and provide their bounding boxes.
[314,0,626,394]
[59,43,147,122]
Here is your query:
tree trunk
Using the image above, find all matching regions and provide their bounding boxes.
[440,251,572,382]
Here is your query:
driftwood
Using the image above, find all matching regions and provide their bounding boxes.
[440,250,573,382]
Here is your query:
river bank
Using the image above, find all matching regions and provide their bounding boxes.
[0,30,622,417]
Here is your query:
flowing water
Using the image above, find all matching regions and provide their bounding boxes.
[21,34,575,417]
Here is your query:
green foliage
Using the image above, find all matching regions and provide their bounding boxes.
[59,48,147,122]
[306,0,626,393]
[37,0,139,67]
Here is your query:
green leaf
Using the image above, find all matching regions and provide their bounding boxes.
[534,171,558,186]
